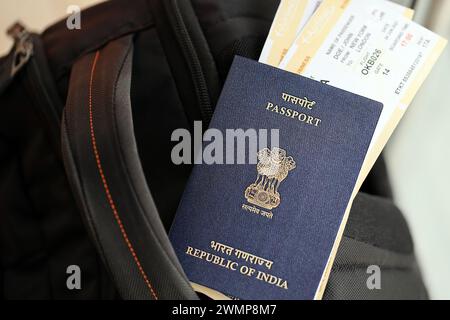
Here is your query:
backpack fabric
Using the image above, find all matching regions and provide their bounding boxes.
[0,0,427,299]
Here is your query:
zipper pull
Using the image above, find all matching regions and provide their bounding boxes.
[7,22,34,77]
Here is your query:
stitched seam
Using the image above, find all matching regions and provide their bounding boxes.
[109,43,187,278]
[88,50,158,300]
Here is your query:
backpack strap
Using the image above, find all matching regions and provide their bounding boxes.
[62,35,197,300]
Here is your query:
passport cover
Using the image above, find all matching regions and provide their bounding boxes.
[169,56,383,300]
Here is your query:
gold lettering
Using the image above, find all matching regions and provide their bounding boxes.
[229,262,238,271]
[264,102,321,127]
[256,271,288,290]
[281,92,316,110]
[314,118,322,127]
[298,113,307,121]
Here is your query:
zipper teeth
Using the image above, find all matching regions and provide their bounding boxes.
[168,0,213,124]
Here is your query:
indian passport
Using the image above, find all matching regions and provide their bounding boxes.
[169,56,383,300]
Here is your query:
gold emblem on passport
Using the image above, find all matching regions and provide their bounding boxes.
[245,147,296,210]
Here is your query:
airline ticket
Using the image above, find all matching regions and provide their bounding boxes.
[279,0,447,299]
[280,0,445,181]
[261,0,413,67]
[259,0,323,66]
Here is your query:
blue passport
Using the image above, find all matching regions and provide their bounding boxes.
[169,56,382,300]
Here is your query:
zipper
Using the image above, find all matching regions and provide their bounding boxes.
[8,22,62,148]
[26,47,62,138]
[164,0,214,125]
[7,22,34,77]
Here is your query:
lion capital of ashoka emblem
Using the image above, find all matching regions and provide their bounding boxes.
[244,147,296,210]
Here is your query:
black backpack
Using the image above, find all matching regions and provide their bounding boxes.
[0,0,427,300]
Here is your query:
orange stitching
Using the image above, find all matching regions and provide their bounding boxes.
[88,50,158,300]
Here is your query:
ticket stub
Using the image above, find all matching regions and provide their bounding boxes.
[280,0,447,300]
[261,0,413,68]
[279,0,445,178]
[280,0,414,73]
[259,0,323,66]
